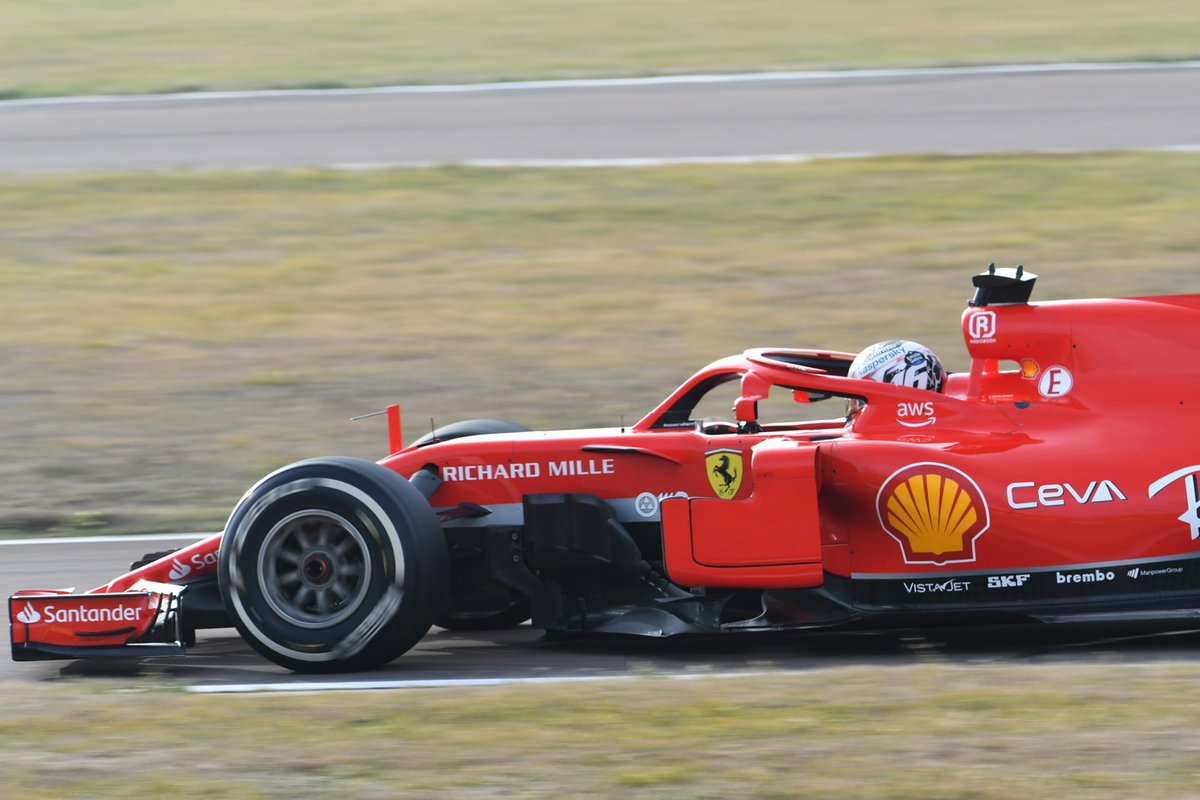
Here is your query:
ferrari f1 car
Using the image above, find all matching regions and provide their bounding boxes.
[11,267,1200,672]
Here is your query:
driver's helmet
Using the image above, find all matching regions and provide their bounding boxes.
[848,340,946,392]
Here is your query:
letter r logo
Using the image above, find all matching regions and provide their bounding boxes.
[968,311,996,340]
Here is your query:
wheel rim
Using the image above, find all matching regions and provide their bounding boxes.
[259,510,373,629]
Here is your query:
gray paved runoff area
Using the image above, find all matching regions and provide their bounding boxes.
[1,65,1198,173]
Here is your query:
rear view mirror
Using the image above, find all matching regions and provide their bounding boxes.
[735,373,771,422]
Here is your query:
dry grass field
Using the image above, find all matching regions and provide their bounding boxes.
[6,663,1200,798]
[2,153,1197,534]
[1,0,1198,98]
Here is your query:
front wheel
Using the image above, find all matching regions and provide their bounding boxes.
[218,457,447,673]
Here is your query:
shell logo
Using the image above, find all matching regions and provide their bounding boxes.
[876,463,991,565]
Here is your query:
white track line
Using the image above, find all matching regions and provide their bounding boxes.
[0,533,212,547]
[330,154,864,170]
[186,670,783,694]
[4,60,1200,109]
[329,144,1200,171]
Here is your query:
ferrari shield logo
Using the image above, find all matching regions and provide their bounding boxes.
[706,449,743,500]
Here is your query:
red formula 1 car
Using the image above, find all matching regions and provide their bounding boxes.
[11,267,1200,672]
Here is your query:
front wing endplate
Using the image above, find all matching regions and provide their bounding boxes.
[9,580,186,661]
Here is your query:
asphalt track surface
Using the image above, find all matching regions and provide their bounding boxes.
[1,63,1199,174]
[5,535,1200,689]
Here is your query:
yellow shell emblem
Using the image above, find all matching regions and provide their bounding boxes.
[876,463,990,565]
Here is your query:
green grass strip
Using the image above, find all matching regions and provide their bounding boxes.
[3,663,1200,798]
[1,0,1198,98]
[1,153,1197,533]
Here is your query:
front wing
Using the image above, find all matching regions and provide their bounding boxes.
[9,580,186,661]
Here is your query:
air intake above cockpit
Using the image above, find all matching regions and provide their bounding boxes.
[969,263,1038,307]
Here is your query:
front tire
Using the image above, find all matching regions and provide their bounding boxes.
[218,457,447,673]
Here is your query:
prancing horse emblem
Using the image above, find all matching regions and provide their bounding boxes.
[705,449,744,500]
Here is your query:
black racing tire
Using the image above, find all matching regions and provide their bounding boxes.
[411,418,529,448]
[218,457,448,673]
